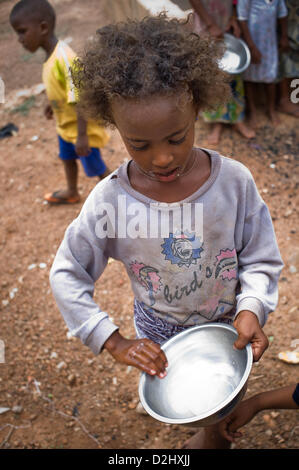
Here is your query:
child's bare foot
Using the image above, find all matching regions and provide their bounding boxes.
[269,109,280,126]
[44,189,80,204]
[207,123,223,145]
[277,99,299,118]
[234,121,256,139]
[182,425,231,449]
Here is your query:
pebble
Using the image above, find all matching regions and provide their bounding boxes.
[289,265,297,274]
[284,209,293,218]
[0,407,10,414]
[57,361,66,370]
[288,306,298,314]
[39,263,47,269]
[265,429,272,436]
[28,263,37,270]
[12,405,23,414]
[2,300,9,307]
[67,374,76,386]
[50,351,58,359]
[9,288,18,299]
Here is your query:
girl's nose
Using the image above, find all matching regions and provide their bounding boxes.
[152,151,174,168]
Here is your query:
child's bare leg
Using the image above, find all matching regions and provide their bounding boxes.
[266,83,280,126]
[58,159,80,198]
[234,120,256,139]
[207,123,223,145]
[44,159,80,203]
[277,78,299,117]
[245,82,258,128]
[182,423,231,449]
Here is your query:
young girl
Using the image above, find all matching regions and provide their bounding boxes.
[237,0,289,127]
[189,0,256,144]
[50,15,283,449]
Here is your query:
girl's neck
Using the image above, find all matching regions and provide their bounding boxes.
[42,34,58,60]
[128,148,211,203]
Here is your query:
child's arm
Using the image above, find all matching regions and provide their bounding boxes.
[75,112,91,157]
[189,0,223,38]
[233,170,283,362]
[226,4,241,38]
[219,384,299,442]
[104,330,168,378]
[278,16,289,53]
[238,20,262,64]
[49,193,168,378]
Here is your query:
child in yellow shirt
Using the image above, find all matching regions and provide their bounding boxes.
[10,0,110,204]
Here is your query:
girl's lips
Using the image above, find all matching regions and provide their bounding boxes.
[153,167,179,182]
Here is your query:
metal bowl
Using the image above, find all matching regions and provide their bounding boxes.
[139,323,252,427]
[218,33,251,75]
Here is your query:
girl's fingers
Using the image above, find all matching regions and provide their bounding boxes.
[128,340,168,377]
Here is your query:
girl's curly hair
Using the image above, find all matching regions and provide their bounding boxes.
[72,14,231,126]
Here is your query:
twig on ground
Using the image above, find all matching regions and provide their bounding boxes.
[32,379,101,447]
[0,422,31,448]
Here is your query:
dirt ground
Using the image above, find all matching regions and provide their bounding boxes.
[0,0,298,451]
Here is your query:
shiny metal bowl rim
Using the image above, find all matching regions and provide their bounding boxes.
[139,323,253,425]
[222,33,251,75]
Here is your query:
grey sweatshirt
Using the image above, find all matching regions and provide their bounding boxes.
[49,149,284,355]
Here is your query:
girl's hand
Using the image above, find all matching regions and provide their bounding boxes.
[226,17,241,38]
[104,330,168,378]
[233,310,269,362]
[249,45,262,64]
[75,134,91,157]
[207,22,223,38]
[218,397,259,442]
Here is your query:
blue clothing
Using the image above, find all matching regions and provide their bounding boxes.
[58,135,107,177]
[238,0,288,83]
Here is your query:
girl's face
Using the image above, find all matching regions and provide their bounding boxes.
[111,94,197,183]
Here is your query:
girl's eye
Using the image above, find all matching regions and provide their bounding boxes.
[169,136,186,145]
[130,143,149,151]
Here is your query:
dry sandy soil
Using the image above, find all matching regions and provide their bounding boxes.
[0,0,298,451]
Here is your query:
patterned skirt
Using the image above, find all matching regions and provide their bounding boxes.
[201,75,245,124]
[134,299,235,345]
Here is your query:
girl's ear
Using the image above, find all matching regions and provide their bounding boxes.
[40,20,49,36]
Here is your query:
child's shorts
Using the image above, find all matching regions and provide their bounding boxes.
[58,135,107,177]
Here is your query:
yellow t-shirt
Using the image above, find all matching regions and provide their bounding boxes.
[42,40,109,148]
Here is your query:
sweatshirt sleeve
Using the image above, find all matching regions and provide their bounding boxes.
[237,0,250,21]
[235,175,284,326]
[49,194,119,355]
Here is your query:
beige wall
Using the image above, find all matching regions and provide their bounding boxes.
[103,0,148,23]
